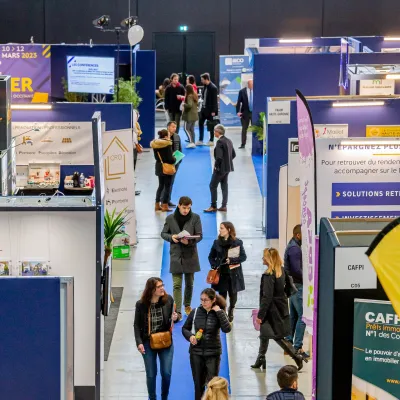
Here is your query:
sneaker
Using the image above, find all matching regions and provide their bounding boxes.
[195,141,204,146]
[176,312,183,322]
[185,306,192,316]
[186,143,196,149]
[206,141,214,146]
[296,348,310,361]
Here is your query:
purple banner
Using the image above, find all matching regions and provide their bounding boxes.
[0,44,51,103]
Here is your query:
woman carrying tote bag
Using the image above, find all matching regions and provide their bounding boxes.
[134,277,179,400]
[150,129,176,212]
[251,248,305,371]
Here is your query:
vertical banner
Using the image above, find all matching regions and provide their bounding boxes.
[296,90,317,329]
[219,56,252,127]
[352,299,400,400]
[102,129,137,245]
[0,44,51,103]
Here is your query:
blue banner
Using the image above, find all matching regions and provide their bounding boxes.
[219,56,252,127]
[332,182,400,206]
[332,211,400,219]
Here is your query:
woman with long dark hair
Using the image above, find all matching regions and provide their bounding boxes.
[134,277,178,400]
[208,222,246,322]
[150,129,176,212]
[186,75,198,93]
[182,288,231,400]
[182,83,199,148]
[251,248,305,371]
[157,77,171,98]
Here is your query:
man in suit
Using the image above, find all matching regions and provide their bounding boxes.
[197,72,219,147]
[236,79,253,149]
[204,124,236,213]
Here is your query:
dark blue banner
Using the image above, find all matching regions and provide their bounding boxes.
[332,182,400,206]
[332,211,400,219]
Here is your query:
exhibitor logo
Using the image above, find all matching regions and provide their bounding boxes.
[290,141,299,153]
[103,136,129,180]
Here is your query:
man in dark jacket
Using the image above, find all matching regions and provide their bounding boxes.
[266,365,306,400]
[204,124,236,213]
[164,73,185,132]
[161,196,203,320]
[197,72,218,146]
[284,225,308,359]
[236,79,253,149]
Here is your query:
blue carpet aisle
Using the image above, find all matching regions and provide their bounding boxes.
[252,154,263,195]
[158,133,230,398]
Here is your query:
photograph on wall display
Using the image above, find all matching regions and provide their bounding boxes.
[20,261,49,276]
[0,261,11,276]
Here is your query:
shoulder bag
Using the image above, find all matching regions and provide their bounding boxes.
[206,267,220,285]
[191,308,198,335]
[148,305,173,350]
[157,151,176,176]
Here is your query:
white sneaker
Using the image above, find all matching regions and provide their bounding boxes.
[195,141,204,146]
[206,141,214,147]
[186,143,196,149]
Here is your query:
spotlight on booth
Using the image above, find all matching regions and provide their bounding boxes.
[121,16,138,28]
[386,74,400,80]
[384,37,400,41]
[279,38,312,43]
[11,104,53,110]
[92,15,110,29]
[332,101,385,108]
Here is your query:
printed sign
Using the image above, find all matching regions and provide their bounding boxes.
[268,101,291,124]
[314,124,348,138]
[288,139,300,187]
[352,299,400,400]
[332,211,400,219]
[359,80,395,96]
[335,247,377,290]
[103,129,137,245]
[0,44,51,103]
[219,55,252,127]
[366,126,400,137]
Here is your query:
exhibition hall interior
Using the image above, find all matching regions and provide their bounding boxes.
[1,1,400,399]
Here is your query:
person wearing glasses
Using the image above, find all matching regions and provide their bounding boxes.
[208,221,246,322]
[134,277,179,400]
[251,248,304,371]
[182,288,231,400]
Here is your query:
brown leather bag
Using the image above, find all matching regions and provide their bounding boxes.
[148,308,172,350]
[206,268,220,285]
[157,152,176,176]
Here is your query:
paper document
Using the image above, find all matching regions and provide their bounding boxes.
[228,246,240,258]
[173,150,185,165]
[176,230,200,239]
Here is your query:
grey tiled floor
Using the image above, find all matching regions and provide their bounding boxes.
[101,128,311,399]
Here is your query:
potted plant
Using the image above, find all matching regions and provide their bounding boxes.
[112,76,142,109]
[248,112,265,155]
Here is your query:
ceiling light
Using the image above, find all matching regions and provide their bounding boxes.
[279,39,312,44]
[384,37,400,41]
[332,101,385,107]
[385,74,400,80]
[92,15,110,29]
[11,104,53,110]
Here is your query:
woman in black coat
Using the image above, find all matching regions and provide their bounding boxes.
[182,288,231,400]
[134,277,178,400]
[251,248,304,371]
[150,129,176,212]
[208,221,246,322]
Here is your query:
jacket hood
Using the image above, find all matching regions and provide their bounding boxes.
[150,138,172,149]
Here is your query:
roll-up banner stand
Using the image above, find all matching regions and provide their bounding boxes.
[219,55,252,127]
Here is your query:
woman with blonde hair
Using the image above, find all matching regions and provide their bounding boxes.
[202,376,229,400]
[251,248,304,371]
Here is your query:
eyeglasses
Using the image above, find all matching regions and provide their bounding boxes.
[156,284,164,289]
[200,297,211,303]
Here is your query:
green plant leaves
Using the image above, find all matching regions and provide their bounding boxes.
[111,77,143,109]
[104,207,129,250]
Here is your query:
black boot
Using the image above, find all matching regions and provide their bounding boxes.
[228,307,235,322]
[251,354,266,370]
[276,339,304,371]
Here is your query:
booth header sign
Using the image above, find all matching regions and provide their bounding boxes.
[268,101,290,124]
[335,247,377,290]
[359,80,395,96]
[0,44,51,103]
[366,125,400,137]
[352,299,400,399]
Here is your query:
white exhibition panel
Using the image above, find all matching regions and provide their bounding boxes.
[0,211,97,387]
[278,165,288,258]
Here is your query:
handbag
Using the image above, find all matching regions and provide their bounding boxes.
[148,307,172,350]
[157,152,176,176]
[252,309,260,331]
[206,268,220,285]
[135,143,143,154]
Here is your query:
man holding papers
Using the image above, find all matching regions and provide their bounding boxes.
[161,196,203,321]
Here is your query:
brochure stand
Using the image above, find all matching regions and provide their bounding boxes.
[0,112,104,400]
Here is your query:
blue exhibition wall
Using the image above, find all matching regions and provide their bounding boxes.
[265,98,400,239]
[50,44,154,147]
[12,102,132,190]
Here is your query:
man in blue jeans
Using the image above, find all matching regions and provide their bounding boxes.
[284,225,309,360]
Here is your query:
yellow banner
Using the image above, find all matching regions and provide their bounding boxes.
[366,125,400,137]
